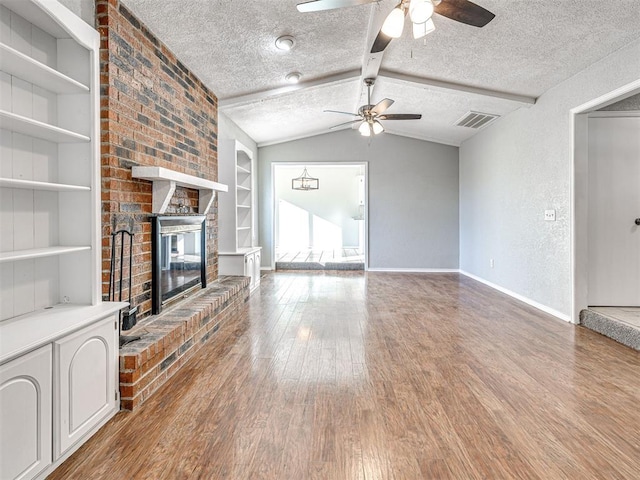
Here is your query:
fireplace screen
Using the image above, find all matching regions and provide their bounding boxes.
[152,215,206,314]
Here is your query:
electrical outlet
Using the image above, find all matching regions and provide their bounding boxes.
[544,209,556,221]
[490,258,494,268]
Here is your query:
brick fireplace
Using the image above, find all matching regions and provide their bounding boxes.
[97,0,220,320]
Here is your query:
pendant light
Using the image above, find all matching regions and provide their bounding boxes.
[292,167,319,190]
[381,4,405,38]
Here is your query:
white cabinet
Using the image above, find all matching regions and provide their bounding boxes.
[0,345,52,480]
[219,247,262,292]
[54,316,117,458]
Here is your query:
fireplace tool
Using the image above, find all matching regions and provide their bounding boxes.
[109,221,140,347]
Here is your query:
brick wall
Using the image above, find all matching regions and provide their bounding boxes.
[96,0,219,318]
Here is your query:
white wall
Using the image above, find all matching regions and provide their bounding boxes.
[460,37,640,319]
[275,165,362,249]
[57,0,94,25]
[259,131,459,269]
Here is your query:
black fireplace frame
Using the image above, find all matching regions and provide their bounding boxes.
[151,215,207,315]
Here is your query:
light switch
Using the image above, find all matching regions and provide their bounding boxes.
[544,209,556,221]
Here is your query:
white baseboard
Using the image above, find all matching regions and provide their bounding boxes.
[459,270,571,322]
[367,268,459,273]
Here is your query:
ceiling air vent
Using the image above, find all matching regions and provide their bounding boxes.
[455,111,499,129]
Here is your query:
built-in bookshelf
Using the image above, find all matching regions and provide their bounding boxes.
[0,2,125,479]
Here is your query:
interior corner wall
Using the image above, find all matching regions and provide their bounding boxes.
[459,37,640,319]
[259,131,459,269]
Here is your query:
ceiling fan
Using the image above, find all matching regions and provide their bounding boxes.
[325,78,422,136]
[297,0,495,53]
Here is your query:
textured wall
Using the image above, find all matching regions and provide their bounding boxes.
[259,131,459,270]
[97,0,219,318]
[599,92,640,111]
[460,37,640,318]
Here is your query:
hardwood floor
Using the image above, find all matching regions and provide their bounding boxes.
[49,272,640,479]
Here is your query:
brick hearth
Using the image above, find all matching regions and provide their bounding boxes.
[118,276,250,410]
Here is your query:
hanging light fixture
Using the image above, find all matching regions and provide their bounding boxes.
[292,167,319,190]
[381,4,405,38]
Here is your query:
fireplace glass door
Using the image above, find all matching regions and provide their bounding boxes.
[152,216,206,314]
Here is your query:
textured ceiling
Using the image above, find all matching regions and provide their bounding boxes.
[122,0,640,146]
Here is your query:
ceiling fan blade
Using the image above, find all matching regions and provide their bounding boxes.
[434,0,495,27]
[371,98,394,115]
[370,30,393,53]
[324,109,360,116]
[297,0,377,13]
[330,119,363,129]
[377,114,422,120]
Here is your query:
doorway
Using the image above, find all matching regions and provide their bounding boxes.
[272,163,367,270]
[572,81,640,346]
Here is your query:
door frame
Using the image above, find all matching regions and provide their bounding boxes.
[570,79,640,324]
[271,161,369,271]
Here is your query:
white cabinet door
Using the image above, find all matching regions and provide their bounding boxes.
[54,315,118,458]
[246,253,255,290]
[252,250,261,289]
[0,345,52,480]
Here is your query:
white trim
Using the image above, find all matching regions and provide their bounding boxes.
[459,270,571,322]
[570,78,640,324]
[367,268,458,273]
[379,69,537,106]
[587,110,640,118]
[219,70,361,109]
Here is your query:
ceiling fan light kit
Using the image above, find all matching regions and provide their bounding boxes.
[298,0,495,53]
[409,0,434,24]
[381,5,405,38]
[413,17,436,39]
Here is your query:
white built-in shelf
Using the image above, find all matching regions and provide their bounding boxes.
[237,226,251,231]
[237,185,250,191]
[0,246,91,264]
[237,205,251,209]
[0,302,128,364]
[237,165,250,174]
[131,166,228,214]
[0,110,90,143]
[0,43,89,94]
[0,178,90,192]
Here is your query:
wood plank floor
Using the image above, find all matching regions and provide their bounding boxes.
[49,272,640,479]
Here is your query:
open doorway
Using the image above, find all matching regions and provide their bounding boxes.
[572,81,640,348]
[272,163,367,270]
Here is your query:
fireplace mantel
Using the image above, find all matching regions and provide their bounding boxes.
[132,166,228,214]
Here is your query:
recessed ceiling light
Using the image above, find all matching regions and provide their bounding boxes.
[285,72,301,84]
[275,35,295,51]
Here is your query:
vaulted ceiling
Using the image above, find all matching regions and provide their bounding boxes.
[122,0,640,146]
